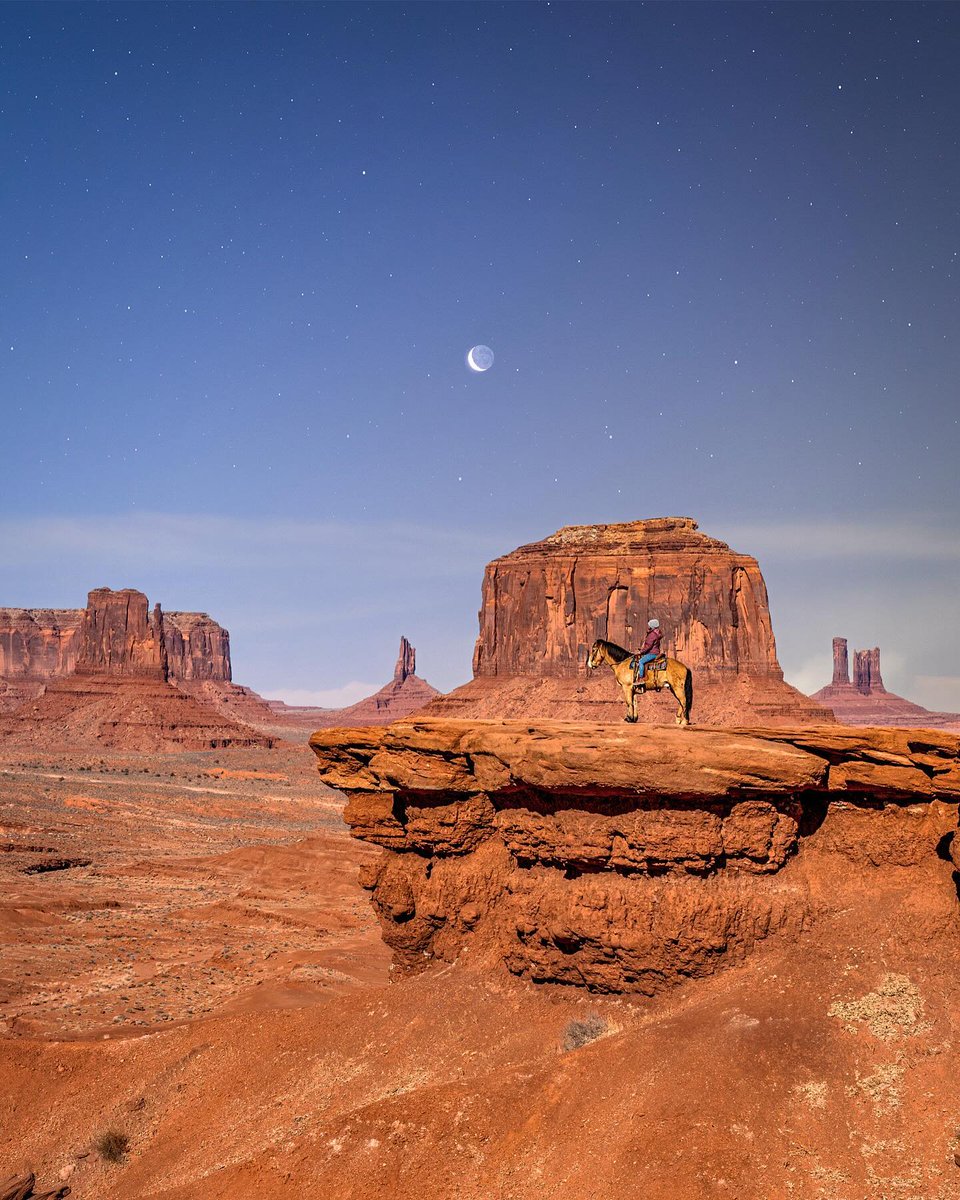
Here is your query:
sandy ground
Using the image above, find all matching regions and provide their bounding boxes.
[4,744,960,1199]
[0,746,389,1041]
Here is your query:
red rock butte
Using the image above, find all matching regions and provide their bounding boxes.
[811,636,960,730]
[0,588,270,751]
[0,597,231,713]
[425,516,833,726]
[306,636,440,729]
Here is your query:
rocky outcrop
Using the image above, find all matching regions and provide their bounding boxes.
[395,636,416,682]
[0,601,231,689]
[426,517,833,726]
[812,637,960,729]
[74,588,168,678]
[310,718,960,994]
[831,635,849,686]
[310,637,440,729]
[0,608,83,712]
[164,612,232,681]
[853,645,884,693]
[0,609,82,680]
[0,589,271,750]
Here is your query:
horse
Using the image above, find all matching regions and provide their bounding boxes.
[587,638,693,726]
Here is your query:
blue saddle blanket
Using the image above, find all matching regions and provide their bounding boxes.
[632,654,667,684]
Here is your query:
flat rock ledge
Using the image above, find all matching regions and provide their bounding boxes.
[310,719,960,994]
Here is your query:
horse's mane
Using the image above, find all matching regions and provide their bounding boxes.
[594,638,632,664]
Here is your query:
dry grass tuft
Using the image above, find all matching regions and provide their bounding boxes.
[829,974,930,1042]
[95,1129,130,1163]
[563,1014,607,1051]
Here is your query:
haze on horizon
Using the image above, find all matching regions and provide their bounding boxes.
[1,2,957,710]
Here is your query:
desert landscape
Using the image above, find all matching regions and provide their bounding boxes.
[4,4,958,1198]
[3,519,960,1199]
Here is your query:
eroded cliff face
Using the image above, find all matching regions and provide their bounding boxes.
[473,517,780,681]
[311,719,960,995]
[75,588,168,678]
[0,600,232,687]
[0,609,82,679]
[164,612,232,681]
[428,517,832,725]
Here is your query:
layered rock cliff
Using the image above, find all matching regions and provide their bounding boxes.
[0,589,270,750]
[472,517,781,680]
[812,637,960,729]
[164,612,232,681]
[75,588,168,678]
[0,608,84,712]
[0,601,231,687]
[0,608,82,679]
[311,718,960,994]
[427,517,832,725]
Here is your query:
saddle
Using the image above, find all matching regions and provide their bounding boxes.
[631,653,667,688]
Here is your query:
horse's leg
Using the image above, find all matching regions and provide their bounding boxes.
[670,669,690,726]
[619,669,637,722]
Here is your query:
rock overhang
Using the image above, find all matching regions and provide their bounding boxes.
[310,718,960,802]
[310,718,960,995]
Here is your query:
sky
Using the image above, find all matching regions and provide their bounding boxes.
[1,1,958,709]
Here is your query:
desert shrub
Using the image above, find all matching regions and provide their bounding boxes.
[95,1129,130,1163]
[562,1014,607,1051]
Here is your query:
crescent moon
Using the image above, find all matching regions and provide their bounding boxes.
[466,345,494,372]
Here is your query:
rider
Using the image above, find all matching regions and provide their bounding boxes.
[635,619,663,691]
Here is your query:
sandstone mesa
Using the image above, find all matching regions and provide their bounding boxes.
[426,515,834,726]
[0,588,270,751]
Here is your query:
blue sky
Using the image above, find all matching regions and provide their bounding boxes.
[2,3,958,707]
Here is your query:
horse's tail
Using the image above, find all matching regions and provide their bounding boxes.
[685,666,694,724]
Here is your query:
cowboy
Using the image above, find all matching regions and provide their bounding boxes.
[635,619,662,691]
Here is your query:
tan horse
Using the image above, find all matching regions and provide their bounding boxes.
[587,638,693,726]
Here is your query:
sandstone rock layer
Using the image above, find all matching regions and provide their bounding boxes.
[0,590,269,750]
[0,608,82,680]
[426,517,833,726]
[311,718,960,994]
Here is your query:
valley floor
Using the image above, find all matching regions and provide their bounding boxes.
[2,744,960,1199]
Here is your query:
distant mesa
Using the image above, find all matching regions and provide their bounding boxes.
[810,637,960,730]
[0,586,441,741]
[0,594,232,711]
[0,587,271,750]
[424,516,833,726]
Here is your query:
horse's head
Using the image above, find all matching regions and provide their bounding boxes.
[586,640,603,669]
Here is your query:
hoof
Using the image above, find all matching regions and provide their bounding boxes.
[624,715,638,724]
